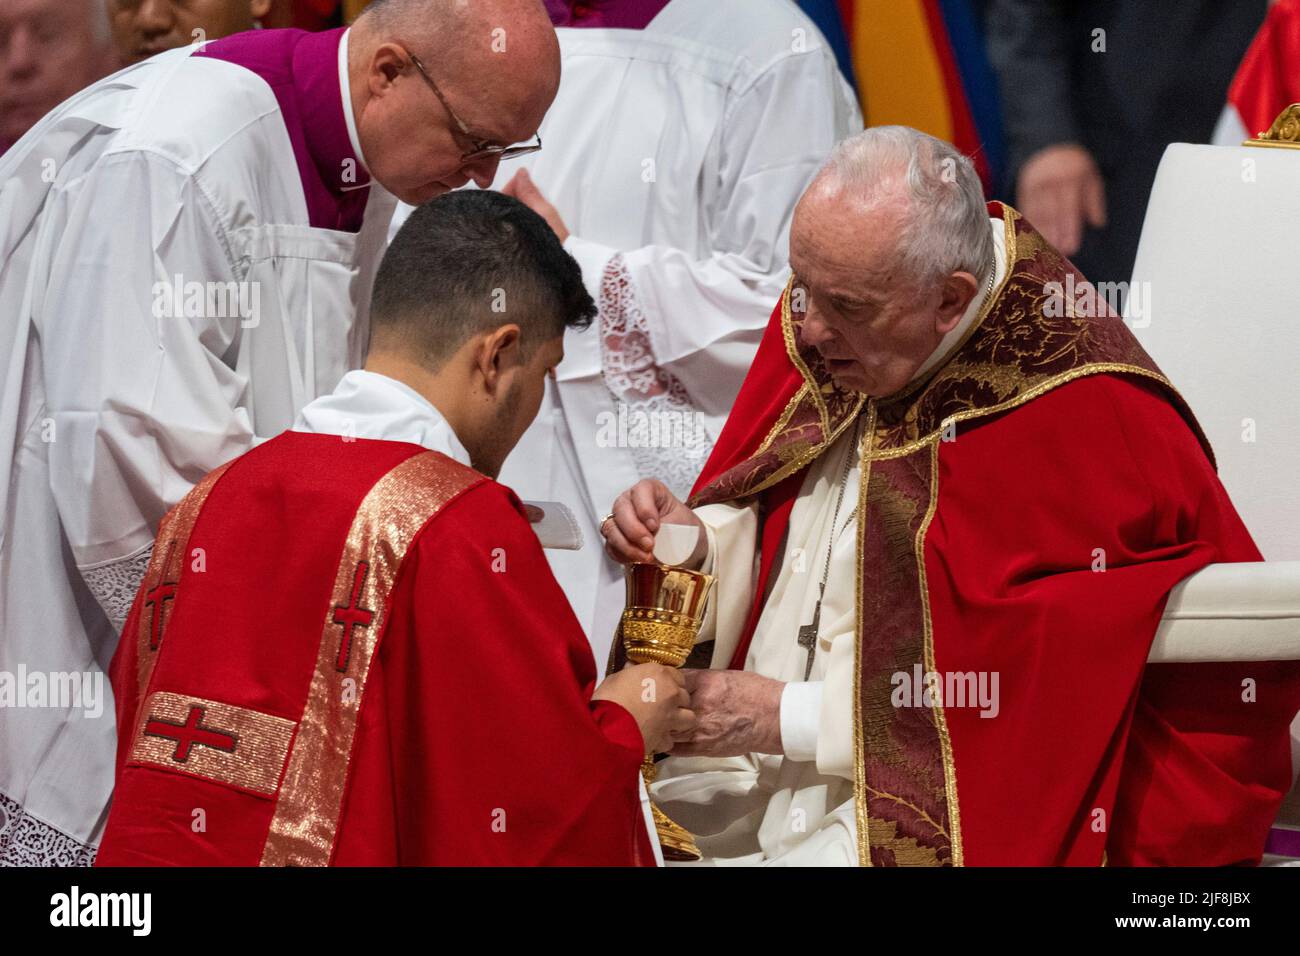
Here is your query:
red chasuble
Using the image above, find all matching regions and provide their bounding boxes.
[96,433,654,866]
[688,203,1300,866]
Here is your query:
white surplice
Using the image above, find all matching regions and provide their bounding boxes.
[0,38,394,862]
[484,0,860,668]
[653,220,1006,865]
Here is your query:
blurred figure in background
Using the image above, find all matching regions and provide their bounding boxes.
[0,0,118,154]
[986,0,1267,289]
[1213,0,1300,146]
[108,0,272,66]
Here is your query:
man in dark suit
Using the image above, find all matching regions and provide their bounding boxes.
[985,0,1267,290]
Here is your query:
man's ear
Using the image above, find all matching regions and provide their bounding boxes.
[476,324,523,393]
[936,271,980,335]
[368,43,406,96]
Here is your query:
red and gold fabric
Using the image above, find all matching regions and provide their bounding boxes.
[97,433,654,866]
[689,203,1300,865]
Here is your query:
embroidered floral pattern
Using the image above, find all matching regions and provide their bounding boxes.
[694,207,1203,505]
[598,254,711,499]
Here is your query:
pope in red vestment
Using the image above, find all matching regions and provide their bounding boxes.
[608,181,1300,865]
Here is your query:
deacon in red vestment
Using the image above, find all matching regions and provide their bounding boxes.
[603,126,1300,866]
[96,191,693,867]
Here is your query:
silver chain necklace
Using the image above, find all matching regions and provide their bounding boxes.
[795,418,862,681]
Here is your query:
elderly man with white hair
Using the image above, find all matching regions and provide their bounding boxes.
[603,125,1300,866]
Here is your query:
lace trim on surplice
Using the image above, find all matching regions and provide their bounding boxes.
[0,790,97,867]
[598,254,711,500]
[81,545,153,633]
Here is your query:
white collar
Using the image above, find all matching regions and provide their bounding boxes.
[293,370,471,466]
[910,216,1007,383]
[338,28,370,174]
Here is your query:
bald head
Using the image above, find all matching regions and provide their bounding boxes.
[364,0,560,104]
[350,0,560,204]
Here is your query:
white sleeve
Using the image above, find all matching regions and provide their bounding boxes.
[578,48,862,424]
[693,500,759,669]
[42,150,256,614]
[771,646,854,779]
[779,680,824,762]
[816,618,858,780]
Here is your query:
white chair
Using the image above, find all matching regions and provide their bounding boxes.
[1128,134,1300,860]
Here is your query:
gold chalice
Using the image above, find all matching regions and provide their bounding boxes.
[620,561,715,862]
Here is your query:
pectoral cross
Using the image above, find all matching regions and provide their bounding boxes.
[796,583,826,681]
[795,416,860,684]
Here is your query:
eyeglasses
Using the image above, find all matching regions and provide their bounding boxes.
[404,48,542,166]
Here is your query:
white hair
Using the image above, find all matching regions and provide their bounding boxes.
[821,125,993,287]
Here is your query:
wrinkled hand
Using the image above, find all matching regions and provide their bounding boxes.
[501,168,570,243]
[592,662,694,754]
[670,669,784,758]
[602,478,705,566]
[1016,143,1106,256]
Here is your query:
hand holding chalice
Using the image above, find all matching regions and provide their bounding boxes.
[602,479,712,861]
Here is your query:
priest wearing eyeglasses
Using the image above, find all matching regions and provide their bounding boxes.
[0,0,557,865]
